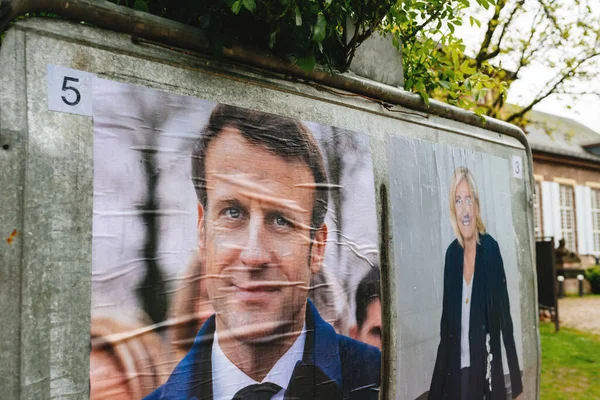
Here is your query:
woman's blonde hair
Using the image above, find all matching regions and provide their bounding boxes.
[449,167,486,247]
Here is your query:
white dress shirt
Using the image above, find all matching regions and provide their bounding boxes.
[211,326,307,400]
[461,277,473,369]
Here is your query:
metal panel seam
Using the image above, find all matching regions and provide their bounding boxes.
[17,28,29,399]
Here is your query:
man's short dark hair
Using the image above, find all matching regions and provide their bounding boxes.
[192,103,329,231]
[355,268,381,329]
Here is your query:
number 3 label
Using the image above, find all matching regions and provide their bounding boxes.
[512,155,523,179]
[47,64,93,116]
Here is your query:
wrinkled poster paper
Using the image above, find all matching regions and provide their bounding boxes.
[388,136,525,400]
[90,78,382,399]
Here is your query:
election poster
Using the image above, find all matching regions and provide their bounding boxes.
[90,78,382,400]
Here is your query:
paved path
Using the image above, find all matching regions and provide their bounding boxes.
[558,296,600,335]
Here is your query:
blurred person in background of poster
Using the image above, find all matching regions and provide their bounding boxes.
[168,250,215,362]
[428,167,523,400]
[146,104,381,400]
[90,316,170,400]
[350,267,382,350]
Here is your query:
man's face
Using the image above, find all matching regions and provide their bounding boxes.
[352,299,382,349]
[199,128,327,342]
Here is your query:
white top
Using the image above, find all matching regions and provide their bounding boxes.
[211,326,307,400]
[461,277,473,369]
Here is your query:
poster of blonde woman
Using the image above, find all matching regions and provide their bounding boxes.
[90,77,382,399]
[387,136,524,400]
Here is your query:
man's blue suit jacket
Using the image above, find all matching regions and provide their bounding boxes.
[145,300,381,400]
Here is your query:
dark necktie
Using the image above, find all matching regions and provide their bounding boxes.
[232,382,282,400]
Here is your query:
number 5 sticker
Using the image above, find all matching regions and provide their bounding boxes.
[47,64,93,116]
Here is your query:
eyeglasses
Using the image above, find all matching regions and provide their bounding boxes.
[455,197,473,207]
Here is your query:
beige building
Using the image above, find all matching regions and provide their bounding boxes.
[527,110,600,265]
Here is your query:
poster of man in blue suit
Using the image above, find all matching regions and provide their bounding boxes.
[90,78,382,400]
[146,104,381,400]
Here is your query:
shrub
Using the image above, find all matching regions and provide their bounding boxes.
[110,0,395,72]
[585,266,600,294]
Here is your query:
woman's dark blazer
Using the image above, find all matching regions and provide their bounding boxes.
[428,233,523,400]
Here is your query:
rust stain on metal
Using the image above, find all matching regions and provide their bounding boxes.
[6,229,18,245]
[73,47,91,70]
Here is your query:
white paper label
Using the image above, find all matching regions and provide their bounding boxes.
[47,64,94,116]
[512,155,523,179]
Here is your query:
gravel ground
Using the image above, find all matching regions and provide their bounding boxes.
[558,296,600,335]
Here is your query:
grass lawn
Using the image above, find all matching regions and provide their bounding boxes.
[540,322,600,399]
[563,293,600,298]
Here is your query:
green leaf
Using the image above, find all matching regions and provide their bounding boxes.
[231,0,242,14]
[418,89,430,105]
[452,50,459,70]
[460,60,476,74]
[312,14,327,43]
[133,0,149,13]
[269,31,277,48]
[296,55,316,72]
[478,0,490,9]
[439,80,452,89]
[242,0,256,13]
[468,16,480,28]
[295,7,302,26]
[474,106,488,116]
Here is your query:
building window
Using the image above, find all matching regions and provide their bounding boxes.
[591,189,600,253]
[559,184,576,252]
[534,180,543,238]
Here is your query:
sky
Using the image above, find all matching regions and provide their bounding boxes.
[454,1,600,134]
[507,69,600,133]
